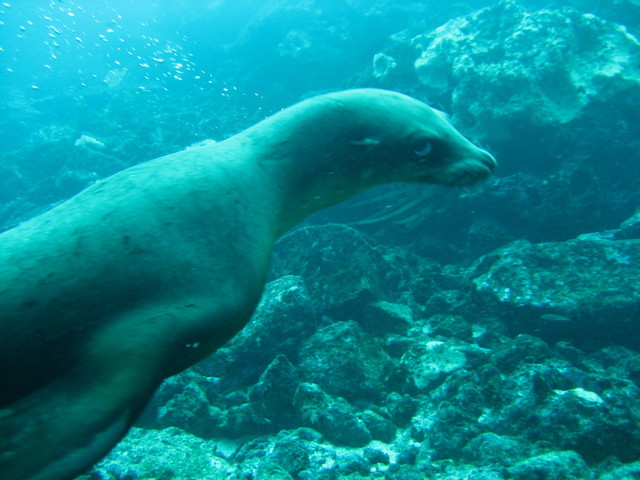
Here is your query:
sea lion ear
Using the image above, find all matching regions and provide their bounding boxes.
[349,137,381,148]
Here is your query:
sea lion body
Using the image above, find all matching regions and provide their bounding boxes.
[0,89,495,480]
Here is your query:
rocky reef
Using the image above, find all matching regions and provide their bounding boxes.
[82,218,640,479]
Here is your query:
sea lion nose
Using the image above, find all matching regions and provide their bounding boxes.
[479,150,497,170]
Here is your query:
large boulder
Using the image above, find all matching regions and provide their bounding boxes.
[293,383,372,447]
[298,320,393,401]
[197,275,316,388]
[77,427,231,480]
[468,236,640,348]
[270,224,391,315]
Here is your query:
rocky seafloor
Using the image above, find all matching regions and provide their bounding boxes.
[80,218,640,480]
[3,0,639,479]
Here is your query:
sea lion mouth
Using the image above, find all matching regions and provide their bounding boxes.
[440,154,497,187]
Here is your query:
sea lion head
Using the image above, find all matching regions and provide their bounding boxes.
[308,89,497,188]
[249,88,496,225]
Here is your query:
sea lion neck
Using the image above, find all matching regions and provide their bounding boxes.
[227,95,379,237]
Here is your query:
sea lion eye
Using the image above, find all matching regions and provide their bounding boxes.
[413,139,433,157]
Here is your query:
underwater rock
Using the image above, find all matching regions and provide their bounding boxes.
[293,382,372,447]
[461,432,529,467]
[594,345,640,387]
[230,428,326,479]
[150,380,272,440]
[507,450,591,480]
[227,425,397,479]
[155,380,218,438]
[615,209,640,239]
[249,354,301,429]
[198,275,316,388]
[423,289,477,318]
[384,392,419,427]
[372,52,397,78]
[479,362,571,434]
[400,340,468,392]
[359,300,414,336]
[258,436,314,479]
[358,409,397,443]
[270,224,390,315]
[597,461,640,480]
[256,434,312,477]
[363,444,390,466]
[80,427,231,480]
[490,334,555,373]
[427,314,474,341]
[411,0,640,138]
[479,345,640,463]
[74,134,106,149]
[255,466,296,480]
[138,370,224,432]
[529,381,640,463]
[298,320,393,401]
[411,398,482,461]
[469,236,640,348]
[220,402,274,438]
[546,0,640,30]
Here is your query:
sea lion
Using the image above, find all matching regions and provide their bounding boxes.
[0,88,496,479]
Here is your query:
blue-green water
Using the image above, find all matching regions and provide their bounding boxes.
[1,1,640,479]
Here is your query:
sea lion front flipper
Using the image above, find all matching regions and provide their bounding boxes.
[0,297,244,480]
[0,363,152,480]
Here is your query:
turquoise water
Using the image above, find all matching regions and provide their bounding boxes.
[1,1,640,479]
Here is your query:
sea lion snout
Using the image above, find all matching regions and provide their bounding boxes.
[470,148,498,182]
[479,149,498,172]
[447,133,497,186]
[433,146,497,187]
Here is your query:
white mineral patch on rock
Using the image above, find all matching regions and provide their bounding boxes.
[372,53,397,79]
[405,340,467,390]
[554,388,604,405]
[74,134,106,149]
